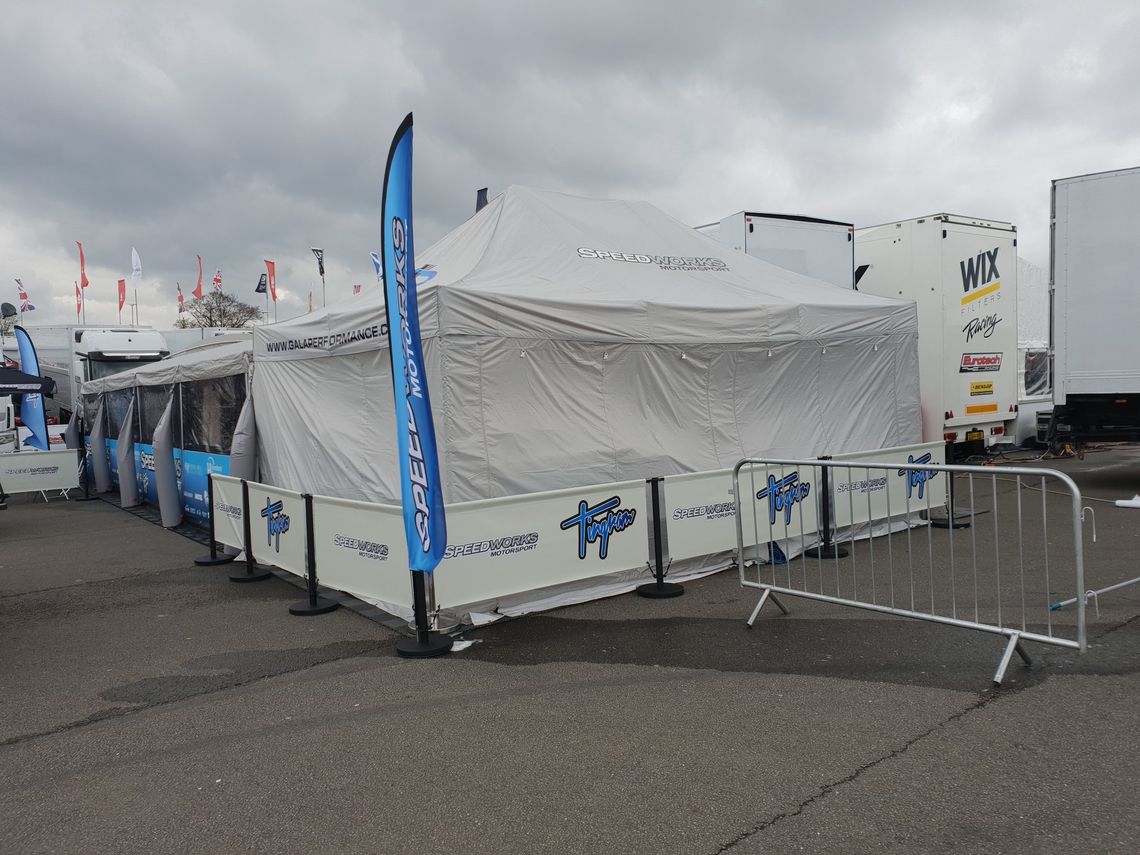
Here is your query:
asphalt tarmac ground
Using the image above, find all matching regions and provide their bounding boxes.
[1,447,1137,853]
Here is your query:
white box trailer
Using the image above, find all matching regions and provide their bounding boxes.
[1050,166,1140,443]
[695,211,854,289]
[0,326,169,422]
[855,214,1018,453]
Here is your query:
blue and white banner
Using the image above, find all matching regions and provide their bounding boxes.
[13,326,48,450]
[380,112,447,574]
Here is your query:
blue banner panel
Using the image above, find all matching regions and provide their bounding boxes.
[180,449,229,524]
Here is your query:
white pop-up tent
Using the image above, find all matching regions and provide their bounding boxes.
[253,186,921,503]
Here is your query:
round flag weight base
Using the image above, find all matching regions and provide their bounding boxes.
[289,597,339,616]
[230,567,274,583]
[930,515,973,530]
[805,544,849,559]
[636,581,685,599]
[195,554,237,566]
[396,632,453,659]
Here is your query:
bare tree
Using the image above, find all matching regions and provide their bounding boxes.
[175,292,262,328]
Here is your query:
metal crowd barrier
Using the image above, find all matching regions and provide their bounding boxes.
[732,458,1089,685]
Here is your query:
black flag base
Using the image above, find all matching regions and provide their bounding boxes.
[805,543,849,559]
[195,553,237,566]
[230,565,274,583]
[929,513,973,530]
[289,596,339,616]
[636,580,685,599]
[396,631,454,659]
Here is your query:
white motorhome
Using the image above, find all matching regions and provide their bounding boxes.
[696,211,855,289]
[1,326,169,422]
[1050,166,1140,445]
[855,214,1018,454]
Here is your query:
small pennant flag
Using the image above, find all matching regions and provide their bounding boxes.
[212,268,223,292]
[311,247,325,278]
[75,281,82,318]
[15,279,35,312]
[193,255,204,299]
[117,279,126,311]
[177,283,186,313]
[353,283,362,295]
[76,241,89,288]
[264,259,277,302]
[255,273,267,294]
[370,251,382,282]
[131,247,142,287]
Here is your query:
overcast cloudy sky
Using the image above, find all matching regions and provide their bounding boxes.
[2,0,1137,327]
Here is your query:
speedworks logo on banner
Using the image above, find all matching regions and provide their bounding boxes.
[560,496,637,560]
[333,534,389,561]
[577,247,730,273]
[444,532,540,560]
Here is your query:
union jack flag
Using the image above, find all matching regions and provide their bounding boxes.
[212,268,223,292]
[15,278,35,312]
[353,283,362,295]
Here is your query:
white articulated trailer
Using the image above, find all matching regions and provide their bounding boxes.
[695,211,854,289]
[1,326,168,422]
[855,214,1018,456]
[1050,166,1140,445]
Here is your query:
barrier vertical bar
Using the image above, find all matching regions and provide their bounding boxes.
[196,473,236,566]
[230,479,272,583]
[807,456,847,559]
[289,494,339,616]
[637,476,684,599]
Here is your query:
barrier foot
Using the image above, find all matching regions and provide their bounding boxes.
[746,589,790,626]
[805,543,848,559]
[396,632,453,659]
[290,597,339,616]
[993,632,1031,686]
[636,581,685,599]
[195,553,237,566]
[930,513,973,530]
[73,494,100,502]
[230,565,274,583]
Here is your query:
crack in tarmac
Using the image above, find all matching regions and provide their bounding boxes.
[708,612,1138,853]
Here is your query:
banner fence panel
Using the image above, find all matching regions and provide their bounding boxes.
[310,494,414,612]
[246,480,307,577]
[434,478,649,609]
[211,474,246,552]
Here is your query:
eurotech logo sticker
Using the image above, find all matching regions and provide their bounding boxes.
[755,472,811,526]
[560,496,637,560]
[260,497,291,552]
[960,352,1003,373]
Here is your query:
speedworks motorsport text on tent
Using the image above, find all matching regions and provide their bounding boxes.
[576,247,731,273]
